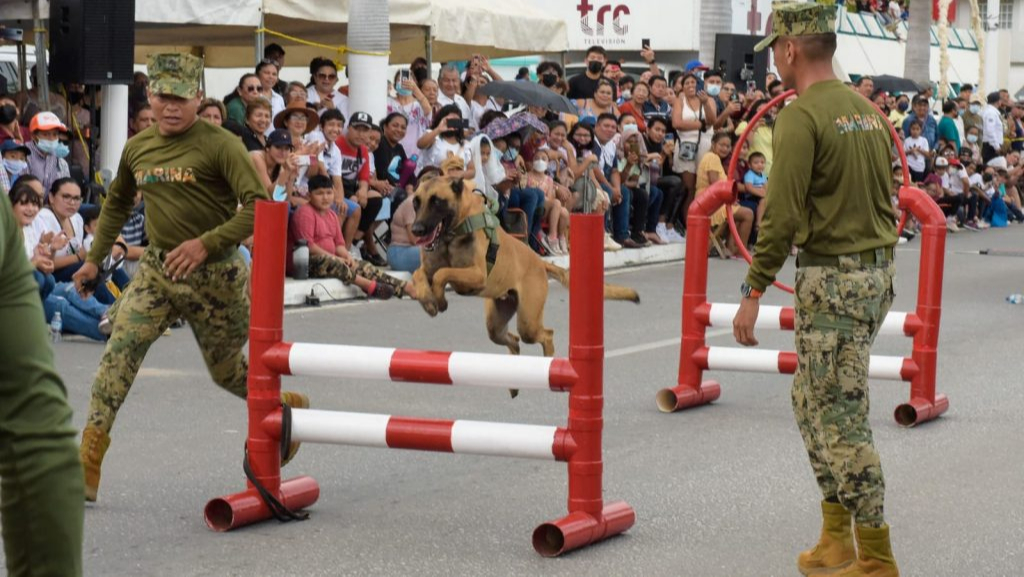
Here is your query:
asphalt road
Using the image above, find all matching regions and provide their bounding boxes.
[7,225,1024,576]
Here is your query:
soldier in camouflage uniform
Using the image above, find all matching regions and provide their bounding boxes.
[733,3,900,576]
[73,53,307,503]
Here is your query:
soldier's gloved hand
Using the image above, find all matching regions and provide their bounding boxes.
[72,261,99,297]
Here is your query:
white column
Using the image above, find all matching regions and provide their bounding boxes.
[983,0,1001,93]
[99,85,129,180]
[347,0,390,125]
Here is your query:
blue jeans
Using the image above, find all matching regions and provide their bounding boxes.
[508,187,545,246]
[387,244,421,273]
[643,185,664,233]
[602,184,632,242]
[34,270,56,299]
[43,282,109,341]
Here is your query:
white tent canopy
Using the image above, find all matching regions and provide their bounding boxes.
[2,0,568,67]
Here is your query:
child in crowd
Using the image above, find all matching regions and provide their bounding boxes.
[525,148,569,255]
[289,174,414,299]
[698,131,754,258]
[904,120,930,183]
[740,151,768,227]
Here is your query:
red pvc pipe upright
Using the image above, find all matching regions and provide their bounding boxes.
[894,186,949,426]
[532,213,635,556]
[655,181,731,412]
[205,200,321,531]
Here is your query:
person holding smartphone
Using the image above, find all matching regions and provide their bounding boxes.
[416,105,475,180]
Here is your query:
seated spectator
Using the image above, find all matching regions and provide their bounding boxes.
[275,100,326,192]
[338,112,386,264]
[567,122,614,248]
[491,133,546,253]
[388,69,433,158]
[575,79,619,126]
[26,112,71,194]
[374,112,413,206]
[289,175,413,298]
[644,116,684,243]
[251,128,300,203]
[307,57,350,119]
[698,132,753,258]
[225,73,264,126]
[417,104,475,178]
[541,121,577,211]
[617,119,663,247]
[1,139,31,194]
[306,110,361,242]
[198,98,226,126]
[386,187,422,273]
[10,179,111,340]
[128,105,156,138]
[927,157,964,231]
[255,59,286,120]
[241,100,273,152]
[0,95,31,146]
[105,190,147,279]
[286,81,308,108]
[524,148,569,255]
[741,151,768,227]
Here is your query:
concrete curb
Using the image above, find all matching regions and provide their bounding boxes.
[284,242,685,306]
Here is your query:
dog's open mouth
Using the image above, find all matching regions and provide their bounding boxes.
[416,223,443,250]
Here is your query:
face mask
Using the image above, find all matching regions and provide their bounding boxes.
[587,61,604,75]
[967,134,978,143]
[0,104,16,125]
[621,123,639,136]
[957,108,964,117]
[621,89,632,101]
[969,104,981,115]
[502,148,519,162]
[36,138,59,155]
[54,142,71,159]
[395,87,412,96]
[897,102,909,112]
[532,159,548,173]
[3,158,27,175]
[69,92,84,105]
[705,84,722,97]
[541,73,558,87]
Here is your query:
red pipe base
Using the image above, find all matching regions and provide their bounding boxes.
[532,501,636,557]
[204,476,320,532]
[655,381,722,413]
[894,394,949,427]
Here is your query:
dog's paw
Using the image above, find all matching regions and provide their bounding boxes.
[421,301,439,317]
[437,296,448,313]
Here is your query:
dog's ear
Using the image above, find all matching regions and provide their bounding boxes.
[449,177,464,196]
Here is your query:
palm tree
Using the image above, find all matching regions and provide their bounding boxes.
[700,0,732,69]
[348,0,391,122]
[903,0,932,89]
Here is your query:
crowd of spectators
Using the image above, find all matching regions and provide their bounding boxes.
[5,40,1024,336]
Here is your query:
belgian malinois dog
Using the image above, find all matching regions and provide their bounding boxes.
[409,168,640,377]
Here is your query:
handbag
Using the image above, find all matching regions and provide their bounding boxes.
[676,100,705,162]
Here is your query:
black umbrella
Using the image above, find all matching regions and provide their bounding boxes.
[477,81,578,115]
[871,74,921,94]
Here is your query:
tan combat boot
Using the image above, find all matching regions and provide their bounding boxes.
[821,524,899,577]
[798,500,856,575]
[280,391,309,466]
[80,425,111,502]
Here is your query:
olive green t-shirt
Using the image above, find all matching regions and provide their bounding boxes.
[746,79,898,292]
[88,119,268,264]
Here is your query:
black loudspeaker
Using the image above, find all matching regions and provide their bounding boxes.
[713,34,770,92]
[49,0,135,84]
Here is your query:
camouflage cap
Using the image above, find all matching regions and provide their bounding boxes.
[147,53,203,98]
[755,1,837,52]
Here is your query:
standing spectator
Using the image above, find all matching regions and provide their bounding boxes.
[128,104,156,138]
[537,61,563,93]
[672,73,717,224]
[902,95,937,150]
[436,64,472,122]
[981,92,1004,162]
[338,112,386,265]
[256,60,286,121]
[420,79,441,116]
[888,93,910,129]
[567,46,608,100]
[307,58,350,119]
[962,93,984,134]
[962,125,983,164]
[937,100,961,153]
[224,73,263,126]
[197,98,226,126]
[264,43,288,95]
[715,81,743,132]
[2,179,85,577]
[26,112,71,201]
[575,78,619,126]
[904,120,931,183]
[1009,101,1024,154]
[0,95,31,146]
[703,70,726,116]
[388,69,433,157]
[643,75,673,123]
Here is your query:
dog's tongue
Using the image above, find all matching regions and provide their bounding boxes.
[415,223,442,246]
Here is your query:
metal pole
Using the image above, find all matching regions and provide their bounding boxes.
[424,25,432,70]
[17,42,27,92]
[255,11,265,66]
[33,0,49,112]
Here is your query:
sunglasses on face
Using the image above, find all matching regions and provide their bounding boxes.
[317,73,338,81]
[244,85,261,92]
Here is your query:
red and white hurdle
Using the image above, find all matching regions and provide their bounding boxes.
[206,201,634,557]
[657,89,949,427]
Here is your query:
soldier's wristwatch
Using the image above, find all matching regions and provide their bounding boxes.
[740,282,763,299]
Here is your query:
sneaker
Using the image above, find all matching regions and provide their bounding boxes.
[655,222,668,239]
[945,216,959,232]
[535,233,554,255]
[98,314,113,336]
[665,228,686,244]
[962,221,980,231]
[977,220,990,229]
[604,233,622,251]
[364,251,388,267]
[558,237,569,254]
[546,236,563,255]
[365,280,395,300]
[897,236,908,245]
[620,237,644,249]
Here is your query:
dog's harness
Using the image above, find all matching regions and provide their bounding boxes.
[447,190,501,274]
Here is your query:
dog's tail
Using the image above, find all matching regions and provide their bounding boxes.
[543,262,640,304]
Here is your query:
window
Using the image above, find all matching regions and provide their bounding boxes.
[977,1,1014,29]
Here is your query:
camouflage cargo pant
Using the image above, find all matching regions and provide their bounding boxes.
[309,254,409,297]
[792,256,895,527]
[87,248,249,434]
